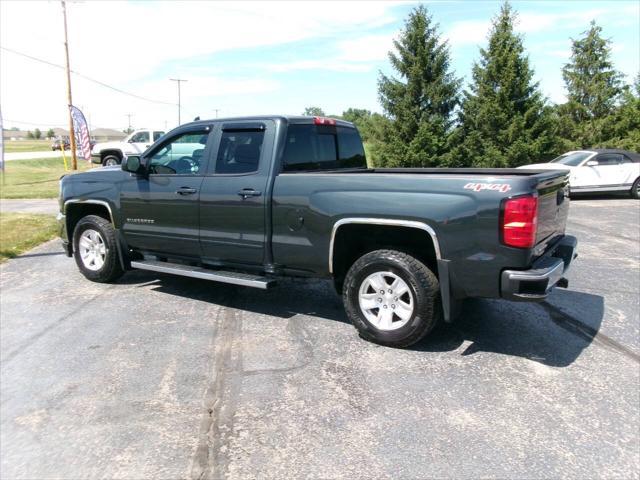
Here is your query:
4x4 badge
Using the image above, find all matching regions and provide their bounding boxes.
[463,182,511,193]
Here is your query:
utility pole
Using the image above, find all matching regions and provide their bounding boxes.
[213,108,220,118]
[62,0,77,170]
[126,113,133,133]
[169,78,187,125]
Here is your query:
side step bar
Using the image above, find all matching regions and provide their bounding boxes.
[130,260,275,289]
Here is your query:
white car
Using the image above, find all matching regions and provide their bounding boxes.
[91,129,166,167]
[518,149,640,199]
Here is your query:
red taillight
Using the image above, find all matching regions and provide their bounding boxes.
[501,195,538,248]
[313,116,337,126]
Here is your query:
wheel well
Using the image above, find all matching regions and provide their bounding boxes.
[332,224,439,289]
[66,203,112,250]
[101,150,122,161]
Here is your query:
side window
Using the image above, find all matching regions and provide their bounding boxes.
[130,131,150,143]
[337,127,366,168]
[153,131,165,142]
[215,130,264,174]
[148,131,209,175]
[282,125,366,172]
[596,154,623,166]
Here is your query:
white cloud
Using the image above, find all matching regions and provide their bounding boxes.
[446,20,491,46]
[445,6,633,47]
[0,0,401,128]
[264,33,395,73]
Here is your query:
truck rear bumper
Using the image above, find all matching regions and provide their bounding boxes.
[501,235,577,301]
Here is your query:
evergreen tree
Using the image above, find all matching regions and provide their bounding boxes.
[375,5,460,167]
[450,2,558,167]
[559,21,625,148]
[602,77,640,151]
[563,21,623,122]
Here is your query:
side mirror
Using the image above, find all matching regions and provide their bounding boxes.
[122,155,146,175]
[585,160,598,167]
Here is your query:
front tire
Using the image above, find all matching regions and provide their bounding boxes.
[631,178,640,199]
[73,215,124,283]
[102,154,120,167]
[342,249,441,348]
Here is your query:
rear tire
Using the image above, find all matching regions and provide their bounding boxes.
[103,154,120,167]
[73,215,124,283]
[631,178,640,199]
[342,249,441,348]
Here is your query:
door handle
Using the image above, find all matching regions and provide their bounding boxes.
[176,187,197,195]
[237,188,262,199]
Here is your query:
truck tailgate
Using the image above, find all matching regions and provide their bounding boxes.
[534,170,570,253]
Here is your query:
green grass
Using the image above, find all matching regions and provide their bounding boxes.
[0,157,93,199]
[3,140,53,153]
[0,212,58,262]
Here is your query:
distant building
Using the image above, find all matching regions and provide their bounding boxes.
[2,129,29,140]
[52,128,70,139]
[91,128,127,142]
[3,127,128,142]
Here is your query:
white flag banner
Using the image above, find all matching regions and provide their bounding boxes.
[69,105,92,161]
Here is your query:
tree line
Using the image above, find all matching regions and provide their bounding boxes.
[304,2,639,168]
[23,128,56,139]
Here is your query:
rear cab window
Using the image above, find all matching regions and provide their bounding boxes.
[282,124,366,172]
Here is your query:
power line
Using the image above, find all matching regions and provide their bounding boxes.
[1,46,177,106]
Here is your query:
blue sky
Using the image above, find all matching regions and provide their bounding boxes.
[1,1,638,131]
[174,0,639,119]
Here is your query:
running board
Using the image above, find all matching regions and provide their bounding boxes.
[130,260,275,289]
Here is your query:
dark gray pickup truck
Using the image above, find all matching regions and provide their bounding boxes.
[58,115,577,347]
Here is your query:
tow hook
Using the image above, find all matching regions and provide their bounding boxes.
[557,278,569,289]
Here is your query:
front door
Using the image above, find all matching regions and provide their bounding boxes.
[199,121,274,266]
[120,126,213,257]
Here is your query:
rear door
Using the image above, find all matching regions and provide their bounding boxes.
[198,121,275,266]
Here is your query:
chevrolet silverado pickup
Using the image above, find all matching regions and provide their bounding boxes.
[58,116,577,347]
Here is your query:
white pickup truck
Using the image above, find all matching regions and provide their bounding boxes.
[91,129,165,166]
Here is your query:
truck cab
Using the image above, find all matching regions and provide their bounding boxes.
[91,128,166,166]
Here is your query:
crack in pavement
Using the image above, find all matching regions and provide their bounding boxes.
[190,293,242,480]
[541,302,640,365]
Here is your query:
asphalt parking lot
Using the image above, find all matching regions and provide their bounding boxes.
[1,198,638,479]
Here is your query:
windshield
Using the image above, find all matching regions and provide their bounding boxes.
[550,152,592,167]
